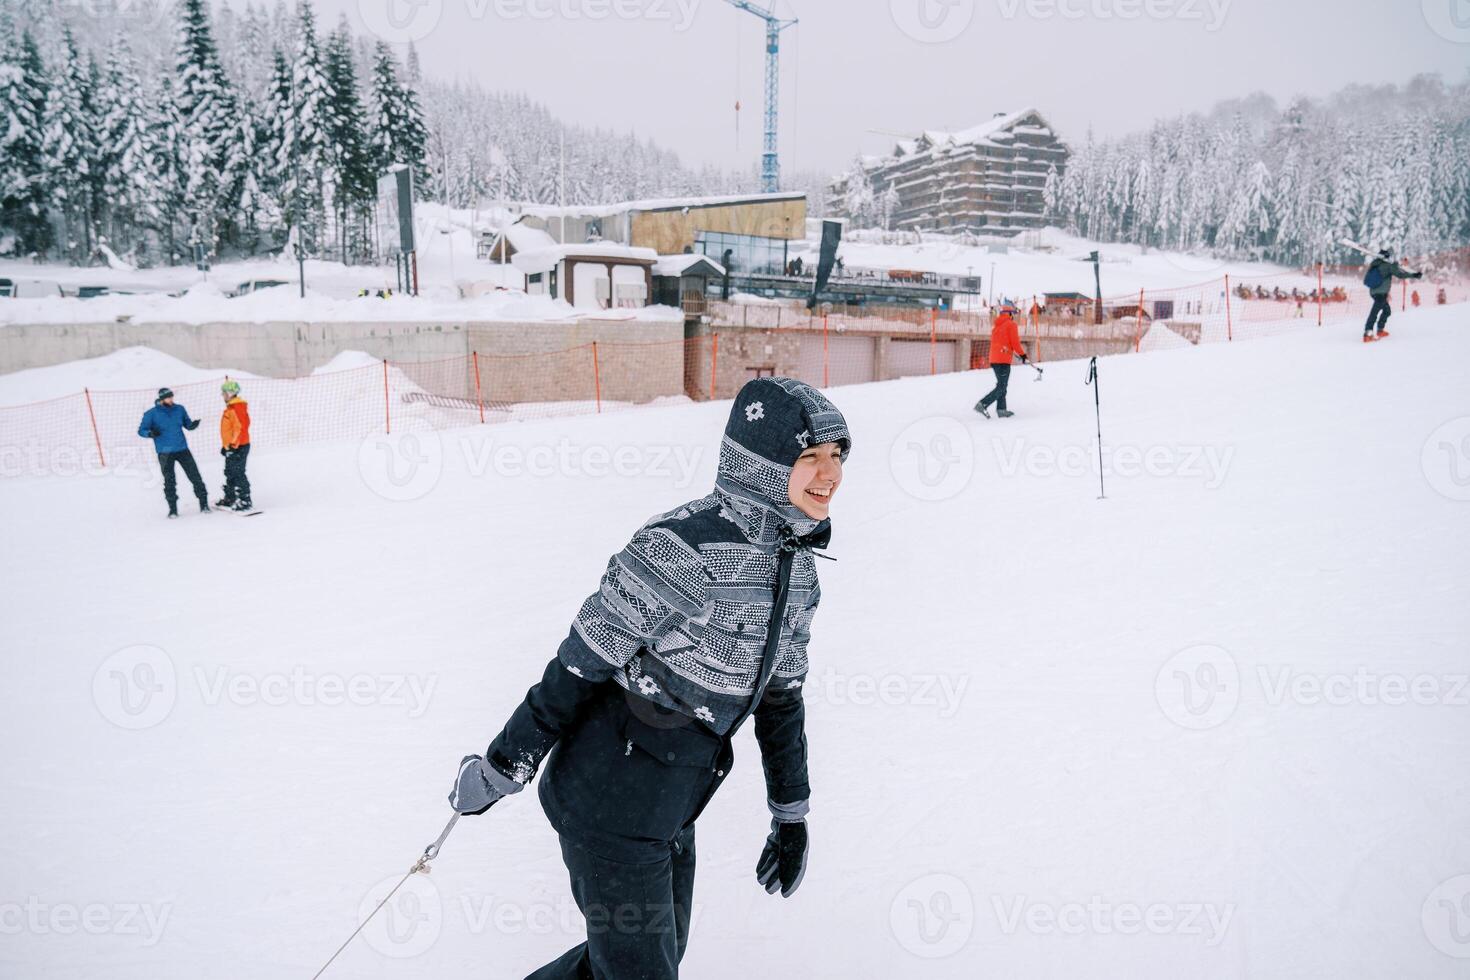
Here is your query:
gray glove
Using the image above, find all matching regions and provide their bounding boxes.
[448,754,523,815]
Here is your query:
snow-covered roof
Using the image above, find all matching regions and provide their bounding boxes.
[482,222,558,261]
[653,254,725,277]
[520,191,805,221]
[512,243,659,275]
[504,223,557,252]
[891,109,1050,158]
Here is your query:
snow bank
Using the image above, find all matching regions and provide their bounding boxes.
[0,346,259,406]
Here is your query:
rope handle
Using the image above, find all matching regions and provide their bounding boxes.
[309,810,461,979]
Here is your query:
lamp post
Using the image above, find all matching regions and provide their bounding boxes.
[1089,250,1102,325]
[441,224,456,295]
[293,235,306,298]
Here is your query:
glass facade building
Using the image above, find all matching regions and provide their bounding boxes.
[694,231,789,277]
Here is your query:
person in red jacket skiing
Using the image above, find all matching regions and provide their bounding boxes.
[975,304,1029,418]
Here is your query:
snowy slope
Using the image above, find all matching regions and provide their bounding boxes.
[2,308,1468,978]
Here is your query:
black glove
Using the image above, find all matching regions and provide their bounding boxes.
[185,419,199,430]
[148,428,161,438]
[220,447,228,457]
[755,819,809,897]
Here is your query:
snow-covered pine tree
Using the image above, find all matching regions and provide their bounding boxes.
[839,156,874,228]
[405,41,420,84]
[41,27,96,262]
[0,21,51,255]
[283,0,331,254]
[880,185,900,232]
[396,60,429,194]
[323,16,373,262]
[260,47,291,201]
[151,73,187,262]
[369,41,428,197]
[173,0,242,255]
[98,37,161,258]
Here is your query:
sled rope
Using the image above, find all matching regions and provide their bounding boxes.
[310,812,460,979]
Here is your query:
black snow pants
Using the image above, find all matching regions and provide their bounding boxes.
[1364,295,1392,334]
[526,825,697,980]
[222,444,251,503]
[157,450,208,508]
[529,688,731,979]
[979,363,1013,412]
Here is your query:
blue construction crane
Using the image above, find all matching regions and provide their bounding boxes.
[724,0,797,192]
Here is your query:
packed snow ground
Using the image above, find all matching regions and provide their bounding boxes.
[2,307,1469,978]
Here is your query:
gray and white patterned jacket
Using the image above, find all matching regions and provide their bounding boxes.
[485,377,852,818]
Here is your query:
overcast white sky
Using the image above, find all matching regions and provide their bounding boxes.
[324,0,1470,176]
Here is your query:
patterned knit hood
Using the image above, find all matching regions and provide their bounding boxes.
[713,377,852,547]
[543,377,852,738]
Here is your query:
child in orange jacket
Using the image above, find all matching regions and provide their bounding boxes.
[216,380,253,511]
[975,306,1029,418]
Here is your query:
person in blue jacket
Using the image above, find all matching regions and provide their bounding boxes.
[137,387,210,518]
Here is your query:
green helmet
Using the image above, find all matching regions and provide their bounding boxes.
[221,380,241,397]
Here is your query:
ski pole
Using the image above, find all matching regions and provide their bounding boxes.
[309,810,461,980]
[1025,361,1044,381]
[1084,357,1104,500]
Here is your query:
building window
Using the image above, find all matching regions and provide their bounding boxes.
[694,231,788,277]
[746,366,776,380]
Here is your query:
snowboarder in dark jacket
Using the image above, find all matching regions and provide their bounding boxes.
[137,388,210,518]
[448,376,852,980]
[1363,248,1422,342]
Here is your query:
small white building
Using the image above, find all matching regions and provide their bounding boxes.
[511,242,658,310]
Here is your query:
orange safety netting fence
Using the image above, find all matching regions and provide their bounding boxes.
[2,257,1466,479]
